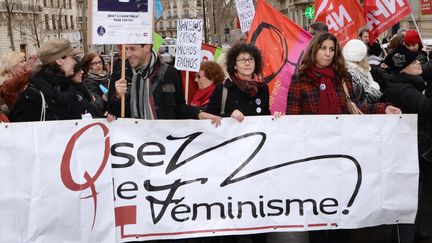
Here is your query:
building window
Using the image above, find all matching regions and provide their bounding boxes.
[197,0,202,7]
[69,0,71,8]
[52,14,56,30]
[65,15,68,29]
[70,15,74,29]
[43,0,47,7]
[184,10,189,18]
[45,14,50,30]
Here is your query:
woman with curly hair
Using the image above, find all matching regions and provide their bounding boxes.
[190,61,225,109]
[206,43,270,122]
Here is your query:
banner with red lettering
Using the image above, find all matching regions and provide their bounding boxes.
[315,0,365,47]
[248,0,312,113]
[0,116,419,241]
[364,0,412,43]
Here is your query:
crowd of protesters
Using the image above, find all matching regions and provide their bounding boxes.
[1,22,432,243]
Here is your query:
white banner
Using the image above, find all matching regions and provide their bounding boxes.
[236,0,256,32]
[91,0,153,44]
[0,115,419,242]
[174,19,203,72]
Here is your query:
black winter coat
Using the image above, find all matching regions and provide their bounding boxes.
[107,58,199,119]
[386,72,432,162]
[10,70,97,122]
[205,78,270,117]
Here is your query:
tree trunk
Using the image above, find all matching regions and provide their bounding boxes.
[82,0,88,53]
[5,0,16,50]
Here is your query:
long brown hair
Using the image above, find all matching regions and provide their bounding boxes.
[297,32,348,81]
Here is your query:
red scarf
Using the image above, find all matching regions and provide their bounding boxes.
[190,84,216,107]
[305,66,341,114]
[232,73,264,97]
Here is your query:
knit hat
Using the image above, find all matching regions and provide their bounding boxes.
[384,44,418,72]
[404,30,421,45]
[343,39,367,62]
[37,39,82,64]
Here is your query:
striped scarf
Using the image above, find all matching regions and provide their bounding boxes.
[130,50,158,119]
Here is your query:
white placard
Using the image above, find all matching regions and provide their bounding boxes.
[236,0,256,32]
[91,0,154,44]
[174,19,203,72]
[0,115,419,242]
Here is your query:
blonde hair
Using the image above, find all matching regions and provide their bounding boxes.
[0,51,25,76]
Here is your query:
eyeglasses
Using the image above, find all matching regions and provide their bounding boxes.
[90,61,103,66]
[236,57,255,64]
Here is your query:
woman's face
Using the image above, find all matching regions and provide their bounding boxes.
[58,55,77,77]
[72,70,84,83]
[401,60,423,76]
[234,52,255,79]
[315,39,335,68]
[195,70,213,90]
[405,43,419,52]
[89,55,103,74]
[10,58,26,76]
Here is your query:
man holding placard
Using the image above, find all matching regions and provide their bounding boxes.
[107,44,220,123]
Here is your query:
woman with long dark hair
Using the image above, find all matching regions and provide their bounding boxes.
[286,32,400,243]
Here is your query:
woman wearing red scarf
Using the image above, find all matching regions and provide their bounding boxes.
[287,32,400,116]
[206,43,270,122]
[190,61,225,109]
[286,33,400,243]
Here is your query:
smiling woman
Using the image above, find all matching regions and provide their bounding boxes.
[8,39,99,122]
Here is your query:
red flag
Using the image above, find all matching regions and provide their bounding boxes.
[248,0,312,113]
[315,0,365,47]
[364,0,412,44]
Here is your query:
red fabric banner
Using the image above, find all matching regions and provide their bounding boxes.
[364,0,412,43]
[248,0,312,113]
[315,0,365,47]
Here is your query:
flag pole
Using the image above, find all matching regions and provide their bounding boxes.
[410,13,424,47]
[121,45,126,118]
[185,71,190,104]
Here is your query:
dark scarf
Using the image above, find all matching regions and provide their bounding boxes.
[190,84,216,107]
[305,65,341,114]
[231,73,264,97]
[389,72,426,92]
[130,50,158,119]
[86,72,110,82]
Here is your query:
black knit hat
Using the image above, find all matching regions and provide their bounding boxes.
[384,44,418,72]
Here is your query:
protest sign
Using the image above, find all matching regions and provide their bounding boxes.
[0,115,418,242]
[236,0,256,32]
[174,19,203,72]
[90,0,153,44]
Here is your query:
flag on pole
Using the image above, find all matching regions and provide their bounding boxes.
[248,0,312,113]
[315,0,365,47]
[155,0,164,20]
[364,0,412,44]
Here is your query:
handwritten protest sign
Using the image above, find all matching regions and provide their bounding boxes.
[236,0,256,32]
[174,19,203,72]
